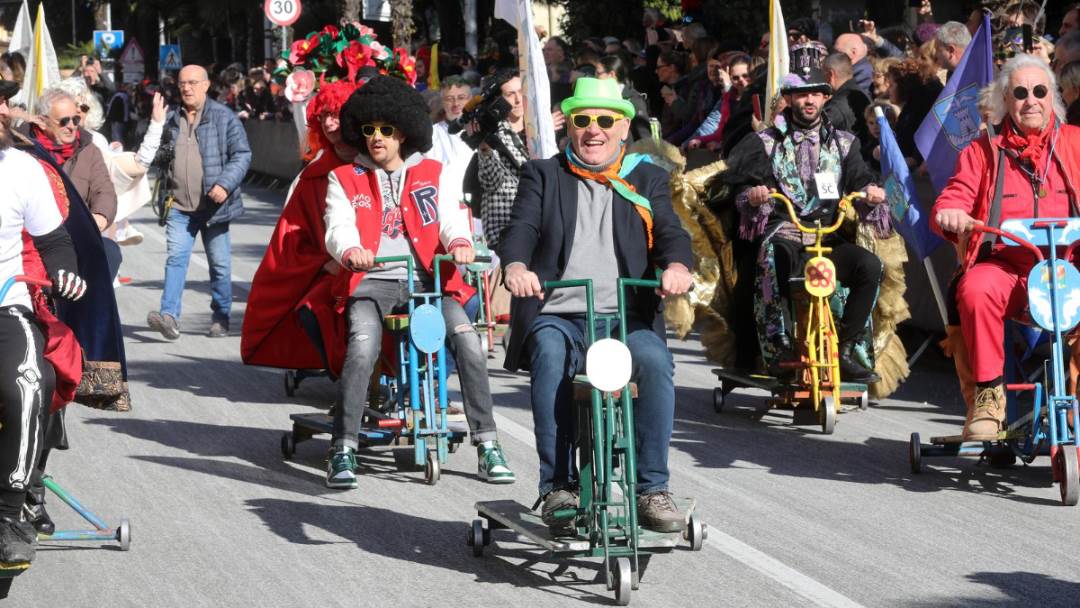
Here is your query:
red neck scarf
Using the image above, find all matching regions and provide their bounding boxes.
[1001,118,1055,170]
[32,125,79,166]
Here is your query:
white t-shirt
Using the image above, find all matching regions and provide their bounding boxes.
[0,148,64,309]
[427,121,475,203]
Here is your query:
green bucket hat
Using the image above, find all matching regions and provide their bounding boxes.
[560,77,635,120]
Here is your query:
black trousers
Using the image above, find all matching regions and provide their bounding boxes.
[772,239,883,343]
[0,307,53,517]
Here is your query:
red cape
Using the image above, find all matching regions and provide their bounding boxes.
[21,160,84,412]
[241,150,349,376]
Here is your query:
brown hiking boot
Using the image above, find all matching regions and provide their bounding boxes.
[637,491,685,533]
[963,384,1006,441]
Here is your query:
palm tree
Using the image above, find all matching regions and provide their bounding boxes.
[391,0,414,48]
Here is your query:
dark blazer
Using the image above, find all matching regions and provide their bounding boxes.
[500,154,694,372]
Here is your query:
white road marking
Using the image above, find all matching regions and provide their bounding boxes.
[492,411,867,608]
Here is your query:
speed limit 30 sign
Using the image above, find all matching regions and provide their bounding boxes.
[264,0,302,27]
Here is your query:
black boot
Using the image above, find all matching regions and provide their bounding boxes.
[24,495,54,536]
[839,340,879,384]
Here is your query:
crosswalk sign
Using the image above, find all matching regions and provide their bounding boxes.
[159,44,183,71]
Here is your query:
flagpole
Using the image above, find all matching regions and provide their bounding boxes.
[923,256,948,329]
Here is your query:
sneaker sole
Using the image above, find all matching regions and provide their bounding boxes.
[325,479,358,489]
[479,473,516,484]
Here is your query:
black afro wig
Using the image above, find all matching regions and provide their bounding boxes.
[340,75,432,156]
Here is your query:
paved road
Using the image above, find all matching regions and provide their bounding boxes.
[6,185,1080,607]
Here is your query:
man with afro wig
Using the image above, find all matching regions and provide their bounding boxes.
[322,75,515,489]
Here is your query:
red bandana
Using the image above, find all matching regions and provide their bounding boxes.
[1001,118,1054,169]
[32,125,79,166]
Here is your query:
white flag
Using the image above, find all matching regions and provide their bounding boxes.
[765,0,789,126]
[495,0,557,159]
[15,3,61,112]
[8,0,32,58]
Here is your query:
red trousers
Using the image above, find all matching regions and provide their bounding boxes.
[956,249,1037,383]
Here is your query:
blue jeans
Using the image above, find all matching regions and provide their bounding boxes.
[160,211,231,322]
[525,314,675,497]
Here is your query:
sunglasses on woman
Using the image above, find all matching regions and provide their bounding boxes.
[53,115,82,128]
[1012,84,1048,100]
[570,114,621,130]
[361,124,396,137]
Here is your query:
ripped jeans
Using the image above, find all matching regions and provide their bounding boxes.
[333,278,498,450]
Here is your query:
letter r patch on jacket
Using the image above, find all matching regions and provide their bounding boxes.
[411,186,439,226]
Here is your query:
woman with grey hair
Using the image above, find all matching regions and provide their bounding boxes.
[48,78,168,248]
[931,54,1080,443]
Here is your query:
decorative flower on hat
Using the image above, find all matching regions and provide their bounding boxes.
[284,70,316,103]
[276,21,418,95]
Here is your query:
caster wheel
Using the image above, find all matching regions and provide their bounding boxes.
[987,444,1016,469]
[117,519,131,551]
[684,515,705,551]
[614,557,632,606]
[280,433,296,460]
[1059,447,1079,506]
[909,433,922,474]
[713,384,725,413]
[468,519,485,557]
[284,370,296,397]
[821,396,837,434]
[425,452,441,486]
[859,390,869,411]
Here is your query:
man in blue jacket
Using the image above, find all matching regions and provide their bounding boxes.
[147,64,251,340]
[500,78,694,535]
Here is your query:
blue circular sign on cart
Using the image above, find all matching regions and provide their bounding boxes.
[1027,260,1080,332]
[409,304,446,354]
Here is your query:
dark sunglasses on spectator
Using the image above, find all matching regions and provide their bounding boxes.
[571,113,620,129]
[361,124,395,137]
[53,115,82,128]
[1013,85,1048,100]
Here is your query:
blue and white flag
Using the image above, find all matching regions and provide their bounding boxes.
[877,107,943,260]
[914,13,994,193]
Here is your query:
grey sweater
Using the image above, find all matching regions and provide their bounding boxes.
[543,155,621,315]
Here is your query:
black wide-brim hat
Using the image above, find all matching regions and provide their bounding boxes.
[340,75,432,154]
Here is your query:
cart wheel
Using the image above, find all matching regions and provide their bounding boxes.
[821,396,837,434]
[284,371,296,397]
[280,433,295,460]
[1060,447,1079,506]
[613,557,632,605]
[909,433,922,474]
[988,444,1017,469]
[858,390,869,411]
[469,519,485,557]
[117,519,131,551]
[713,384,725,413]
[425,452,440,485]
[684,515,705,551]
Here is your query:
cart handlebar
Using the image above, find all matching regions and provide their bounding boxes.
[0,275,53,304]
[770,191,866,236]
[969,224,1044,262]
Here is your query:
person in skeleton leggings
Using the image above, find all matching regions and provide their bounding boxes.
[0,109,86,565]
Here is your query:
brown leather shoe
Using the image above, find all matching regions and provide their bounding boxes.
[963,384,1006,441]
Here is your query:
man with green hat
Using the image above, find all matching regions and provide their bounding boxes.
[500,77,695,534]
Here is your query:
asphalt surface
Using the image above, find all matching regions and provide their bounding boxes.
[6,184,1080,607]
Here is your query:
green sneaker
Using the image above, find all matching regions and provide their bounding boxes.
[477,442,516,484]
[326,447,358,489]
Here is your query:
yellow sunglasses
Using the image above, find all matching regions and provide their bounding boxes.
[361,124,396,137]
[570,113,623,130]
